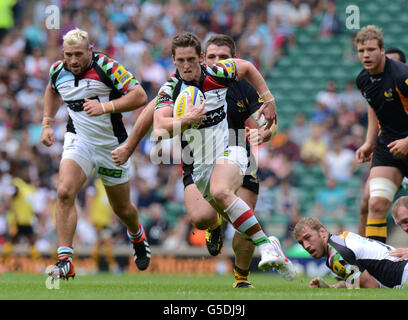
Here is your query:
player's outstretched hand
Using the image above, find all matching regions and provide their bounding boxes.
[309,278,324,288]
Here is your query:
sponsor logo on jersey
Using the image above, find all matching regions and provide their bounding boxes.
[384,90,393,98]
[220,60,236,75]
[236,101,245,109]
[113,66,131,86]
[198,106,226,128]
[333,259,352,279]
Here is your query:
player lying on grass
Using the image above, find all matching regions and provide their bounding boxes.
[293,217,408,288]
[390,196,408,261]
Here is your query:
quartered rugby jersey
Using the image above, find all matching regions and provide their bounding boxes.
[156,59,238,170]
[49,52,139,147]
[356,57,408,142]
[181,79,263,178]
[327,231,408,288]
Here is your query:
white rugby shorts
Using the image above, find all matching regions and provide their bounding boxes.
[192,145,248,202]
[61,132,130,186]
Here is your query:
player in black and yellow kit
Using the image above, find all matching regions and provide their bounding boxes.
[355,25,408,243]
[357,47,407,237]
[3,177,41,265]
[86,178,119,272]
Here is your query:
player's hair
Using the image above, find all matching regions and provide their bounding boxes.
[292,217,326,238]
[63,28,90,47]
[354,25,384,48]
[204,34,236,57]
[386,47,407,63]
[391,196,408,219]
[171,32,202,57]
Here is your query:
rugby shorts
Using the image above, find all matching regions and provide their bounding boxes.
[189,146,250,202]
[371,135,408,177]
[61,132,130,186]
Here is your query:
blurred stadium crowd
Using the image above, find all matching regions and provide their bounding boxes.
[0,0,374,266]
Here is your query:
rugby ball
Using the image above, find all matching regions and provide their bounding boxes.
[173,86,205,130]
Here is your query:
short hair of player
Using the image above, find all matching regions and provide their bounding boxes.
[391,196,408,220]
[292,217,326,239]
[63,28,90,47]
[386,47,407,63]
[354,25,384,49]
[171,32,202,57]
[205,34,236,57]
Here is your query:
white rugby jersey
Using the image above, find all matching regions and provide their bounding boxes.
[327,231,408,288]
[49,52,139,148]
[155,59,238,172]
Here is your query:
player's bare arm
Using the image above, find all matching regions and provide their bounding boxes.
[357,270,379,288]
[232,58,277,128]
[310,270,377,289]
[40,81,63,147]
[83,84,148,116]
[356,107,379,163]
[111,97,156,166]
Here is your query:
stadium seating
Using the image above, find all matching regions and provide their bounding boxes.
[268,0,408,129]
[265,0,408,230]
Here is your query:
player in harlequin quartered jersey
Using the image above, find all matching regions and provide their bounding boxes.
[294,217,408,288]
[40,28,150,280]
[182,34,278,288]
[153,32,295,279]
[354,26,408,244]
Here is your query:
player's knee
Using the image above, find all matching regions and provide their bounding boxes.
[57,185,76,203]
[210,185,232,205]
[368,177,397,215]
[368,196,390,216]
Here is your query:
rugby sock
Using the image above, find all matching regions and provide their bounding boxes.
[57,246,74,260]
[127,225,145,243]
[365,218,387,243]
[234,264,250,282]
[224,198,270,248]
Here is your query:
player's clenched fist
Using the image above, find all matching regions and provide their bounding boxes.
[83,98,104,116]
[41,127,55,147]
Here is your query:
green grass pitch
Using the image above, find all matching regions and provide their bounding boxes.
[1,272,407,300]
